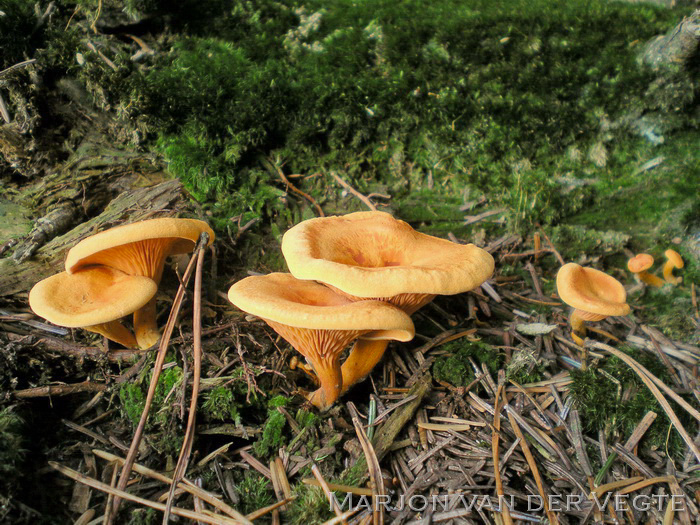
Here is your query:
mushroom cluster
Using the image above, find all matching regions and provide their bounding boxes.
[30,218,215,350]
[626,249,684,287]
[228,211,495,409]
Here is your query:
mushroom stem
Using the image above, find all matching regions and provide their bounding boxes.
[569,310,588,368]
[638,271,664,288]
[133,298,161,349]
[569,310,586,346]
[87,321,138,348]
[306,357,343,410]
[662,263,682,285]
[340,339,390,394]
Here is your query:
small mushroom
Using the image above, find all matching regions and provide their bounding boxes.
[281,211,494,393]
[556,263,630,347]
[227,273,414,409]
[627,253,663,288]
[29,266,158,348]
[662,249,683,285]
[65,218,215,349]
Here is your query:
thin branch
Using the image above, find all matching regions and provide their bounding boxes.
[14,381,107,398]
[107,234,208,524]
[163,233,208,523]
[329,171,377,211]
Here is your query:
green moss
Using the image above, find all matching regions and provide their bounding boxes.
[73,0,685,233]
[238,471,274,515]
[126,508,159,525]
[0,1,45,69]
[254,411,286,457]
[253,396,291,457]
[632,285,698,343]
[119,382,146,427]
[4,0,697,238]
[118,365,184,454]
[0,408,24,475]
[432,340,503,387]
[201,387,241,423]
[549,225,630,261]
[338,460,367,488]
[287,484,335,525]
[295,409,320,429]
[569,135,700,242]
[267,395,290,410]
[569,346,694,457]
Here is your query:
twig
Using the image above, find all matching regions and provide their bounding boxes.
[270,458,292,511]
[302,479,373,496]
[14,380,107,398]
[464,209,505,225]
[491,382,513,525]
[86,41,117,71]
[330,171,377,211]
[312,464,345,523]
[263,157,324,216]
[245,497,296,521]
[92,449,252,524]
[240,449,272,479]
[320,509,361,525]
[641,325,683,387]
[106,234,207,524]
[163,234,208,523]
[90,0,103,33]
[3,332,141,362]
[504,397,559,525]
[0,59,37,78]
[538,228,565,266]
[0,92,10,124]
[348,402,384,525]
[50,462,241,525]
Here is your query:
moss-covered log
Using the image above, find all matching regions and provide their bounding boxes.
[641,9,700,69]
[0,178,183,297]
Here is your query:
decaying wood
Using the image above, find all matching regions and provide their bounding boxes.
[12,201,81,263]
[344,373,432,486]
[0,179,182,296]
[14,380,107,398]
[0,125,39,177]
[641,10,700,69]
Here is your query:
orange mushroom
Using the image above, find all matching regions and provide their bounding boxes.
[29,266,158,348]
[662,249,683,285]
[65,218,214,349]
[227,273,414,409]
[627,253,663,288]
[556,263,630,347]
[281,211,494,394]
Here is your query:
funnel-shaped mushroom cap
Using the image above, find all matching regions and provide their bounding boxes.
[65,218,215,278]
[228,273,414,341]
[228,273,414,409]
[556,263,630,319]
[281,211,494,299]
[627,254,654,273]
[29,267,158,328]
